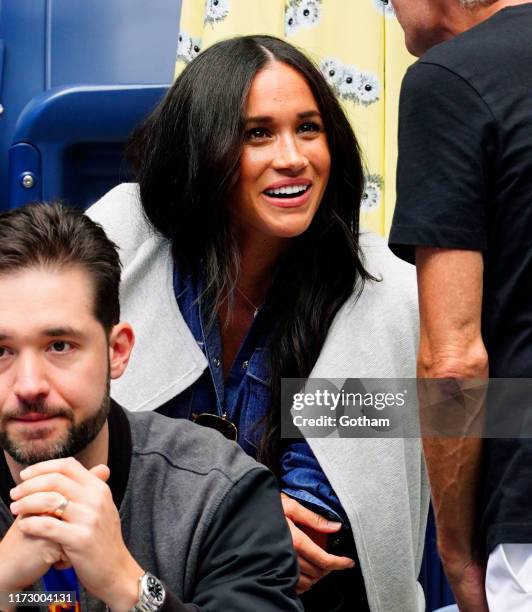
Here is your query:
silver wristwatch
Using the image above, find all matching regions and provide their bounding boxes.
[129,572,166,612]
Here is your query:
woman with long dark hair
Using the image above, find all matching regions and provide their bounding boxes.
[89,35,428,612]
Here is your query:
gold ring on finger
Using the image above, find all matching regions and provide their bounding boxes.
[53,496,70,518]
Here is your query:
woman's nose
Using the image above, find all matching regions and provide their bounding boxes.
[272,136,309,173]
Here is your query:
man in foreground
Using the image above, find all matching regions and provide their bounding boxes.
[0,203,302,611]
[389,1,532,610]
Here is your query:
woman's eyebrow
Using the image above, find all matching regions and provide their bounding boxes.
[244,115,274,124]
[244,110,321,124]
[297,110,321,119]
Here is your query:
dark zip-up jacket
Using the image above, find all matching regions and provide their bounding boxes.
[0,402,302,612]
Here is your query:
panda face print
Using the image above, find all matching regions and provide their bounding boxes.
[320,58,343,90]
[373,0,396,18]
[176,32,189,62]
[297,0,321,27]
[176,32,202,63]
[362,174,383,211]
[319,58,380,107]
[356,72,380,106]
[189,37,202,60]
[285,0,321,34]
[205,0,230,24]
[285,2,299,36]
[337,65,360,102]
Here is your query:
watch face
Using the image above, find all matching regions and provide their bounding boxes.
[146,575,165,604]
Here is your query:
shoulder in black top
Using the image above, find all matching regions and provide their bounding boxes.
[389,3,532,555]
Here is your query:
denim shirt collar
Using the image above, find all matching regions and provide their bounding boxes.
[172,260,272,454]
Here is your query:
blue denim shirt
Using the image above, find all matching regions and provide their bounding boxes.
[155,263,347,524]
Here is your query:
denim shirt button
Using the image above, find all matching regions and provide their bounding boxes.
[242,360,249,370]
[213,357,221,367]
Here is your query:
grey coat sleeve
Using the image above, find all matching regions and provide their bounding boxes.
[177,467,303,612]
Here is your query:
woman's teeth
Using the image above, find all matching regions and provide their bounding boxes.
[264,184,310,198]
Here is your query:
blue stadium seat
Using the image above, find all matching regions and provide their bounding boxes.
[0,0,181,209]
[9,84,167,209]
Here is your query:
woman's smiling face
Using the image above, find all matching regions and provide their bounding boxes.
[231,61,331,247]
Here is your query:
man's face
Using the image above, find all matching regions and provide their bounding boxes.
[391,0,453,56]
[0,266,126,465]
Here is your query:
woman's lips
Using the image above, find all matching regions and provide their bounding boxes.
[261,184,313,208]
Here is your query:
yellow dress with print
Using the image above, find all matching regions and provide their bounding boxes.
[175,0,413,237]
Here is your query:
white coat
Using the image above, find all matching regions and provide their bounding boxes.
[88,183,430,612]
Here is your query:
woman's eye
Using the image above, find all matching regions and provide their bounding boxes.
[246,127,270,140]
[0,347,9,359]
[298,121,322,134]
[48,341,73,353]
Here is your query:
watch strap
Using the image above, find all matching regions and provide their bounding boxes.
[129,572,166,612]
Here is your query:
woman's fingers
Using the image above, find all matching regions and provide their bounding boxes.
[301,538,354,571]
[288,518,353,571]
[298,556,328,580]
[296,572,317,594]
[287,515,355,599]
[281,493,343,533]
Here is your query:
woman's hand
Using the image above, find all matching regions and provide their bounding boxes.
[281,493,355,594]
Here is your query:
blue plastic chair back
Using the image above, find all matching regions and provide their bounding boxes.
[9,84,167,209]
[0,0,181,209]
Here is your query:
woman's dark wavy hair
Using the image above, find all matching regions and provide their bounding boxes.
[127,35,374,473]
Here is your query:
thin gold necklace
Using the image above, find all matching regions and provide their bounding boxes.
[236,287,262,318]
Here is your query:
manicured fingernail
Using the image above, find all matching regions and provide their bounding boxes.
[327,521,342,528]
[10,502,20,514]
[10,487,19,500]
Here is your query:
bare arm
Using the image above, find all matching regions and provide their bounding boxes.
[416,247,488,612]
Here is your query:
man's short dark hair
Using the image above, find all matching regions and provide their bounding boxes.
[0,202,121,332]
